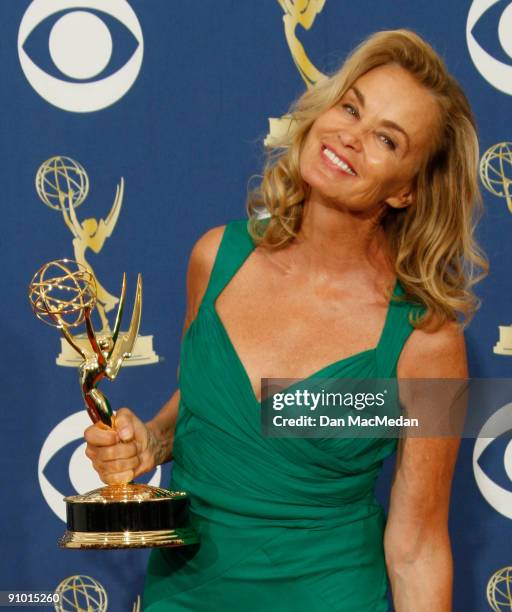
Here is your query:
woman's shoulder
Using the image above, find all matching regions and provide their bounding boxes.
[397,319,468,378]
[186,224,227,295]
[185,220,249,321]
[190,219,249,272]
[190,224,226,265]
[181,224,224,331]
[188,218,250,272]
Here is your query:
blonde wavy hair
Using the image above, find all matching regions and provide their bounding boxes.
[247,29,488,330]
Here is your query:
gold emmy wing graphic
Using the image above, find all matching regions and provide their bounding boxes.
[265,0,327,146]
[479,143,512,356]
[35,156,159,366]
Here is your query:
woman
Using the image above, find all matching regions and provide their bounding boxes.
[85,29,487,611]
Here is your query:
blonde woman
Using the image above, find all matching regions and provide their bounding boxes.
[85,30,487,611]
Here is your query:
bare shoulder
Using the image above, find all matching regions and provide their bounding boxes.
[397,319,468,378]
[188,225,226,282]
[183,225,226,332]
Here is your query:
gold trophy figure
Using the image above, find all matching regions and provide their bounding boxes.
[29,259,198,549]
[265,0,327,146]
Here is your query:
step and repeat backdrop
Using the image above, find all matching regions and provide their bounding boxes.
[1,1,512,610]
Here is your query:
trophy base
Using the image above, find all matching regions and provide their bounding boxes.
[60,484,199,550]
[59,527,199,549]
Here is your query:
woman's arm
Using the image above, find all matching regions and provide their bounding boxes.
[85,225,226,484]
[144,225,226,465]
[384,321,468,611]
[145,390,181,466]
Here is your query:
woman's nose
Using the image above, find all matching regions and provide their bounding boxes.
[338,127,363,152]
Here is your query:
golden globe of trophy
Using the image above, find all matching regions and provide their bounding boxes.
[28,259,198,549]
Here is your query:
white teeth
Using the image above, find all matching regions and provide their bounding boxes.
[323,147,356,175]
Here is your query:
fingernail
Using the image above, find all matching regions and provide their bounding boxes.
[119,428,132,441]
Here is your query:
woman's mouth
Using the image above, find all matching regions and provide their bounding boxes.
[321,145,357,176]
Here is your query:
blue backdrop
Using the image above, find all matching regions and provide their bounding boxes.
[1,1,511,610]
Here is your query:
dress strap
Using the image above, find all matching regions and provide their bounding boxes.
[375,281,426,377]
[201,219,255,306]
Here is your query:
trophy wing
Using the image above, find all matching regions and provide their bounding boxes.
[110,272,127,348]
[98,178,124,240]
[105,274,142,379]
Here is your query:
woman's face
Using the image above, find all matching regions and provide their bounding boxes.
[299,63,441,212]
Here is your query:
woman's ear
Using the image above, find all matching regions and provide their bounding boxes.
[386,185,415,209]
[386,194,413,209]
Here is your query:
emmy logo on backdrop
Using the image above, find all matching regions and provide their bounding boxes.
[54,575,108,612]
[265,0,326,146]
[479,143,512,355]
[35,156,159,366]
[480,142,512,213]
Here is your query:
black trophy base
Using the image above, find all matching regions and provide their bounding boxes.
[60,483,199,550]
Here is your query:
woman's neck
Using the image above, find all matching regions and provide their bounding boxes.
[284,196,393,283]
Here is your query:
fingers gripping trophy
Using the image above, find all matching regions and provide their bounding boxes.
[28,262,198,549]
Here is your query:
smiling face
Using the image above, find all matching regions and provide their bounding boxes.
[299,63,442,213]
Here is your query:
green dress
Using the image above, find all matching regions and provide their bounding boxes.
[143,219,424,611]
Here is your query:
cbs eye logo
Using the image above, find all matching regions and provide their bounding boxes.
[18,0,143,113]
[473,402,512,520]
[467,0,512,95]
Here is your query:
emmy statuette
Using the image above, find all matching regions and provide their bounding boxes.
[29,259,198,549]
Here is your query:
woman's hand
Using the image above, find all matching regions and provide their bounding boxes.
[84,407,158,485]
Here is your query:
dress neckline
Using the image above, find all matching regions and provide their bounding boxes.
[208,224,400,405]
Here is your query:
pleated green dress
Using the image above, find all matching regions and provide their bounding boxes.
[143,219,424,611]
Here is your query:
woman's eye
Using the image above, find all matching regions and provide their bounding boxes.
[343,103,358,118]
[380,134,396,150]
